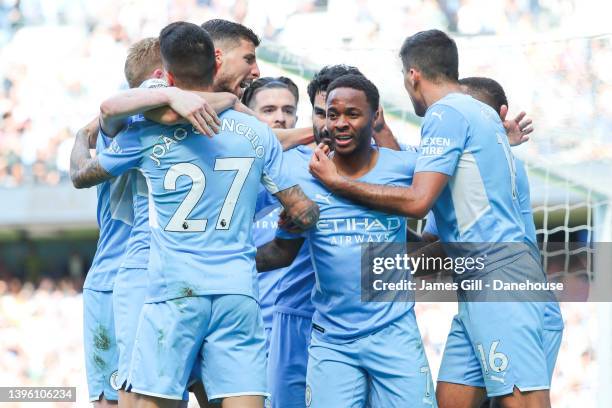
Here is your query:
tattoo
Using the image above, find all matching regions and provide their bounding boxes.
[274,185,320,231]
[70,121,112,189]
[256,237,304,272]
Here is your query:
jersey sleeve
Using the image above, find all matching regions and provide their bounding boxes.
[98,128,144,177]
[423,211,438,236]
[260,126,297,194]
[414,104,469,176]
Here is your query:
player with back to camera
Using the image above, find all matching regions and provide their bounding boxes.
[310,29,557,408]
[72,22,318,408]
[71,36,243,408]
[256,74,436,408]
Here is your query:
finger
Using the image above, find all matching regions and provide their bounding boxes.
[205,104,221,127]
[519,118,533,131]
[198,107,218,134]
[195,111,214,137]
[513,111,526,124]
[499,105,508,121]
[521,135,530,143]
[189,114,207,136]
[522,125,534,135]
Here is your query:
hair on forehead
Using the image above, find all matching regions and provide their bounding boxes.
[242,76,299,108]
[307,65,364,106]
[201,19,260,49]
[326,74,379,113]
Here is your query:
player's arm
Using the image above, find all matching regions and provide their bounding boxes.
[372,106,401,151]
[100,87,228,137]
[273,185,319,231]
[311,105,466,218]
[273,127,314,151]
[256,237,305,272]
[70,117,112,189]
[309,144,447,218]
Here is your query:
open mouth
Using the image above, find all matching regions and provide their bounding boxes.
[334,134,353,146]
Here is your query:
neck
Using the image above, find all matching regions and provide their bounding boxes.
[333,143,378,179]
[173,80,213,93]
[421,79,462,111]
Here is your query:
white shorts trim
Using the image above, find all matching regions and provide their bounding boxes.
[130,388,183,401]
[209,391,270,400]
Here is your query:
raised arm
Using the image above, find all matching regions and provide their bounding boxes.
[273,185,319,231]
[372,106,401,151]
[70,117,112,189]
[256,237,305,272]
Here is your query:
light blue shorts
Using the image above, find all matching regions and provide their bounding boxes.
[83,288,119,401]
[268,309,312,408]
[306,309,436,408]
[112,267,148,389]
[127,294,268,402]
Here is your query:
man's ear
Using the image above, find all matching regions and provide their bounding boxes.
[215,48,223,69]
[409,68,420,89]
[152,68,163,79]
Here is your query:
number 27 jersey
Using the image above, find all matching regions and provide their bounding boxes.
[98,110,295,302]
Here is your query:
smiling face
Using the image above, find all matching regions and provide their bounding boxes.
[251,87,298,129]
[326,87,376,156]
[213,38,260,97]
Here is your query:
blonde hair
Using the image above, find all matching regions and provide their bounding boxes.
[124,37,162,88]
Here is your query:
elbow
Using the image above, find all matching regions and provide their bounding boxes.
[99,100,116,123]
[404,201,429,219]
[71,175,87,189]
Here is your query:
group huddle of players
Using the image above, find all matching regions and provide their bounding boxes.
[70,17,564,408]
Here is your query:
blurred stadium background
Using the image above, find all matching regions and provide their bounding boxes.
[0,0,610,406]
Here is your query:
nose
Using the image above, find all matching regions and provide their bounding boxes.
[273,110,286,126]
[251,62,260,79]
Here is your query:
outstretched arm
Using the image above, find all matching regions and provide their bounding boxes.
[70,118,112,189]
[256,237,305,272]
[273,185,319,231]
[308,144,446,218]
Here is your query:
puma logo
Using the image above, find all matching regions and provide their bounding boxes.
[431,111,444,121]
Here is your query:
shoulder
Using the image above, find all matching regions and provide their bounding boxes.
[425,94,471,125]
[379,147,418,168]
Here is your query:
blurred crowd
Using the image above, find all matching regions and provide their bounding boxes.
[0,0,609,187]
[0,277,598,408]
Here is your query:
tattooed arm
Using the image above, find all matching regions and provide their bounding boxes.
[273,185,319,231]
[256,237,305,272]
[70,117,112,189]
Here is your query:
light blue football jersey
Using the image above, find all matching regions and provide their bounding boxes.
[83,132,134,291]
[415,93,527,271]
[515,158,537,249]
[252,207,285,330]
[278,148,418,343]
[119,170,150,269]
[98,109,294,302]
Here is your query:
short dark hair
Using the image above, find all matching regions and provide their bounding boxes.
[459,77,508,114]
[326,74,379,113]
[242,76,299,108]
[399,29,458,82]
[307,65,363,106]
[201,19,260,48]
[160,22,216,87]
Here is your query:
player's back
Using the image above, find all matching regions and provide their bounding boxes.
[135,109,290,302]
[419,93,528,271]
